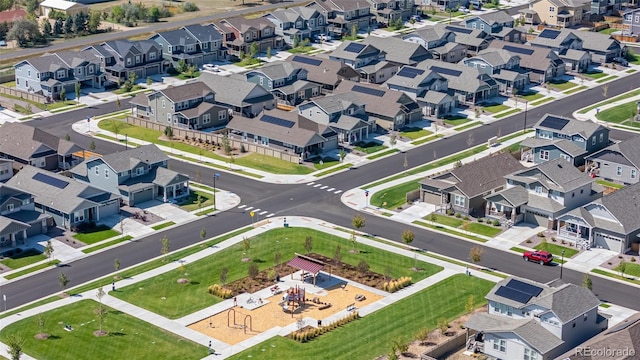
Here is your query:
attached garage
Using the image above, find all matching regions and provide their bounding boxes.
[524,209,549,227]
[593,232,623,252]
[26,220,43,237]
[99,201,119,218]
[422,191,442,205]
[132,187,155,206]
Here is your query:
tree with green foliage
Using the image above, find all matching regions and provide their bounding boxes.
[249,41,259,58]
[59,87,66,101]
[465,295,475,313]
[25,0,38,14]
[44,240,54,262]
[65,133,70,141]
[111,5,125,23]
[248,263,259,280]
[469,246,483,263]
[5,333,25,360]
[304,236,313,254]
[618,260,627,277]
[88,11,101,34]
[146,76,152,86]
[147,6,161,22]
[42,20,52,38]
[176,59,188,73]
[64,16,73,35]
[160,236,170,261]
[75,82,81,100]
[164,126,173,139]
[350,24,357,39]
[581,273,592,291]
[58,272,69,292]
[339,148,347,162]
[7,18,41,47]
[74,12,86,34]
[352,213,366,232]
[54,18,63,35]
[401,229,414,247]
[0,0,14,12]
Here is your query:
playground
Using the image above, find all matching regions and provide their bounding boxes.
[187,271,383,345]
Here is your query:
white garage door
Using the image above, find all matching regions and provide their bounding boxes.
[525,210,548,227]
[594,232,622,252]
[422,192,442,205]
[99,201,119,218]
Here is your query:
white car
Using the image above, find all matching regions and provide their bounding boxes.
[203,64,220,72]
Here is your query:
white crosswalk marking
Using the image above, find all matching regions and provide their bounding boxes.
[320,186,328,189]
[313,184,322,188]
[259,211,268,215]
[327,188,335,192]
[253,209,261,213]
[245,206,253,210]
[334,190,342,194]
[307,182,315,186]
[238,205,246,209]
[266,213,275,218]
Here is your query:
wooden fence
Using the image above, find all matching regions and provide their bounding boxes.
[0,73,14,84]
[0,85,48,104]
[420,331,469,360]
[126,117,302,164]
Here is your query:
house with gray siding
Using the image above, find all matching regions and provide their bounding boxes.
[198,72,276,118]
[420,152,525,217]
[306,0,374,38]
[86,40,165,84]
[263,6,326,46]
[485,158,603,228]
[466,276,607,360]
[417,60,500,105]
[384,66,456,118]
[0,123,84,171]
[245,62,321,106]
[530,28,622,65]
[489,40,566,83]
[586,135,640,185]
[623,8,640,36]
[329,40,398,84]
[368,0,415,25]
[556,182,640,253]
[70,145,189,206]
[149,24,224,68]
[213,17,282,60]
[462,11,515,34]
[520,114,610,166]
[362,36,432,66]
[403,24,490,58]
[0,159,13,182]
[287,55,360,93]
[0,185,52,248]
[460,49,528,93]
[6,166,120,229]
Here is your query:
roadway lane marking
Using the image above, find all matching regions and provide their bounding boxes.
[238,205,246,209]
[313,184,322,188]
[334,190,342,194]
[259,211,268,215]
[253,208,261,213]
[307,182,315,186]
[327,188,335,191]
[320,186,328,189]
[245,206,253,210]
[266,213,275,218]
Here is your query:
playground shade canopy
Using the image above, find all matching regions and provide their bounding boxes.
[287,255,324,274]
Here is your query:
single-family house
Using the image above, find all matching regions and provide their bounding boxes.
[488,40,565,83]
[0,159,13,182]
[287,55,360,93]
[361,36,432,66]
[199,72,276,118]
[333,80,422,130]
[384,66,456,118]
[520,114,609,166]
[245,61,321,106]
[420,152,525,217]
[569,30,622,64]
[87,40,165,84]
[521,0,591,28]
[591,0,622,16]
[263,6,326,46]
[556,182,640,252]
[129,81,228,130]
[462,11,514,34]
[530,28,622,65]
[585,135,640,185]
[460,49,529,93]
[329,41,398,84]
[417,60,500,105]
[0,8,27,28]
[298,92,372,144]
[484,158,603,227]
[368,0,416,26]
[0,123,83,171]
[402,26,469,63]
[623,8,640,36]
[434,24,491,55]
[0,185,52,248]
[39,0,88,17]
[6,166,120,229]
[306,0,374,38]
[70,144,190,206]
[465,276,608,360]
[149,24,225,68]
[213,17,282,60]
[227,109,338,160]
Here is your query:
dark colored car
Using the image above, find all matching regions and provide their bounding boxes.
[523,250,553,265]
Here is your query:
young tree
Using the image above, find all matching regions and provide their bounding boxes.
[196,194,204,212]
[357,260,370,277]
[304,236,313,254]
[266,46,272,59]
[220,267,228,286]
[389,132,397,148]
[164,126,173,139]
[465,295,475,313]
[75,82,81,101]
[352,214,366,232]
[65,133,71,141]
[469,246,483,264]
[54,18,63,35]
[111,120,122,139]
[60,87,67,102]
[602,83,609,98]
[581,273,593,291]
[618,260,627,277]
[114,258,120,272]
[115,96,121,109]
[248,263,259,280]
[350,24,357,39]
[242,236,251,257]
[160,236,170,261]
[437,318,449,336]
[58,272,69,293]
[44,240,54,262]
[64,16,73,35]
[35,312,46,336]
[73,12,86,34]
[466,132,475,148]
[200,227,207,242]
[89,140,96,151]
[5,333,25,360]
[95,287,108,335]
[249,41,259,58]
[333,244,342,271]
[339,148,347,162]
[401,229,414,247]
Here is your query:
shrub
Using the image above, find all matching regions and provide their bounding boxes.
[182,2,199,11]
[493,219,500,226]
[526,239,532,243]
[455,212,462,218]
[477,218,484,223]
[463,215,470,221]
[537,232,545,238]
[207,284,233,299]
[551,237,557,242]
[446,208,454,216]
[631,257,637,263]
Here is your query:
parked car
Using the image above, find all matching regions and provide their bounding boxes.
[612,57,629,66]
[314,34,332,43]
[203,64,220,72]
[523,250,553,265]
[459,7,470,13]
[410,15,422,22]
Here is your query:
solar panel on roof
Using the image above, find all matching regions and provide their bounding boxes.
[506,279,543,297]
[430,65,462,77]
[352,84,385,97]
[32,172,69,189]
[445,25,473,34]
[343,42,366,53]
[539,29,561,40]
[502,45,534,56]
[260,114,295,128]
[292,55,322,66]
[495,286,533,304]
[397,67,425,79]
[539,115,569,130]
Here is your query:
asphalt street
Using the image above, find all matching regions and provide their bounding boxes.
[3,71,640,312]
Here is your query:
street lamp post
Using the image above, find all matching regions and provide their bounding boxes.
[560,249,565,280]
[213,173,220,209]
[523,101,528,133]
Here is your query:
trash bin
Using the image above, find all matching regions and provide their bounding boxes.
[318,320,322,327]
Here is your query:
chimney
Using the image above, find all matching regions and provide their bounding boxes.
[324,67,328,73]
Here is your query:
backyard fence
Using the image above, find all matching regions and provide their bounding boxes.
[0,85,47,104]
[420,331,469,360]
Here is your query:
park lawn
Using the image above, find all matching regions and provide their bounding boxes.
[112,227,443,319]
[583,71,607,80]
[400,127,432,140]
[234,153,313,175]
[229,275,494,360]
[313,157,340,170]
[151,221,176,230]
[534,243,578,258]
[176,190,214,211]
[549,80,577,91]
[429,214,464,228]
[616,262,640,277]
[482,104,510,114]
[355,141,387,154]
[443,116,470,127]
[578,89,640,114]
[595,179,624,189]
[0,300,206,360]
[0,249,46,269]
[466,223,502,237]
[73,225,120,245]
[596,101,637,123]
[519,92,544,101]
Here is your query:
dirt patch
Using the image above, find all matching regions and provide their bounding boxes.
[93,330,108,337]
[34,333,50,340]
[177,278,189,284]
[600,254,640,270]
[306,253,404,291]
[520,229,580,253]
[224,264,297,296]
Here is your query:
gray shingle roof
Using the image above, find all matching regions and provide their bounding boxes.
[476,10,515,25]
[305,91,365,114]
[100,144,168,173]
[596,182,640,233]
[515,158,594,192]
[520,137,587,157]
[0,216,29,236]
[288,55,359,87]
[158,82,214,103]
[251,61,300,80]
[535,114,604,138]
[333,80,417,119]
[385,66,443,90]
[199,72,273,107]
[24,54,68,73]
[182,24,222,42]
[330,41,382,62]
[154,28,196,46]
[489,40,562,72]
[485,185,529,207]
[0,123,83,161]
[474,48,518,67]
[418,60,497,94]
[362,36,432,65]
[588,135,640,169]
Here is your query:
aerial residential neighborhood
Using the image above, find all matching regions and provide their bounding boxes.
[0,0,640,359]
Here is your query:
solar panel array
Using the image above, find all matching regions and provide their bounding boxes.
[344,42,366,53]
[32,172,69,189]
[502,45,534,56]
[495,286,533,304]
[430,65,462,77]
[539,29,561,40]
[445,25,473,34]
[260,114,295,128]
[352,84,385,97]
[539,115,569,130]
[506,279,543,297]
[292,55,322,67]
[397,67,425,79]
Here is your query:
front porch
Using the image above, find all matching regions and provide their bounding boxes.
[556,217,592,249]
[157,181,190,203]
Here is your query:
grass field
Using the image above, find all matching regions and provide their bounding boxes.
[413,221,488,243]
[595,100,637,123]
[564,86,587,95]
[0,249,46,269]
[355,141,388,154]
[592,268,640,285]
[534,242,578,258]
[530,97,554,106]
[400,127,432,140]
[616,262,640,277]
[229,275,494,360]
[73,225,120,245]
[578,89,640,114]
[482,104,510,114]
[494,109,521,119]
[0,300,206,360]
[596,75,618,83]
[454,121,482,131]
[519,92,544,101]
[367,149,399,160]
[234,154,313,175]
[313,157,340,170]
[549,80,577,91]
[443,116,470,127]
[112,228,443,319]
[4,260,61,280]
[82,236,133,254]
[314,163,353,177]
[466,223,502,237]
[176,190,214,211]
[583,71,608,80]
[595,179,624,189]
[151,221,176,230]
[429,214,464,228]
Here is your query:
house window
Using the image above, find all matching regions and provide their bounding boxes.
[77,68,83,75]
[535,186,542,194]
[298,90,305,99]
[7,204,14,212]
[149,52,156,60]
[493,339,506,352]
[74,213,84,222]
[636,16,640,22]
[617,166,622,176]
[203,114,211,124]
[264,28,271,36]
[22,199,30,205]
[57,70,65,78]
[538,131,552,139]
[560,154,571,162]
[259,77,263,86]
[104,169,109,178]
[95,167,99,175]
[592,136,596,145]
[126,58,132,66]
[167,113,171,122]
[135,55,141,64]
[261,136,269,145]
[524,348,538,360]
[453,194,465,207]
[480,23,485,30]
[632,169,637,179]
[539,150,550,160]
[162,100,166,108]
[549,6,555,11]
[218,110,226,120]
[28,70,31,77]
[137,167,144,176]
[203,42,208,49]
[88,66,94,74]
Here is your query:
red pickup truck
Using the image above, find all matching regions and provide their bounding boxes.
[523,250,553,265]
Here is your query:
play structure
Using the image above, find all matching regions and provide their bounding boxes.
[282,285,306,318]
[227,308,254,334]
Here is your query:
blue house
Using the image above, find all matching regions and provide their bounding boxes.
[149,24,225,68]
[244,61,321,105]
[520,114,610,166]
[462,11,514,34]
[263,6,326,46]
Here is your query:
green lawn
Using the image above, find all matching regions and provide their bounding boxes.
[583,71,608,80]
[564,86,587,95]
[598,27,617,34]
[519,92,544,101]
[314,163,353,177]
[400,127,433,140]
[443,116,470,127]
[73,225,120,245]
[494,109,521,119]
[617,262,640,276]
[1,81,16,87]
[112,227,443,319]
[0,249,46,269]
[176,190,214,211]
[578,89,640,114]
[596,75,618,83]
[530,97,554,106]
[371,181,420,209]
[626,52,640,65]
[4,260,61,280]
[482,104,510,114]
[83,236,133,254]
[229,275,494,360]
[466,223,502,237]
[176,71,201,80]
[549,80,577,91]
[411,134,442,145]
[596,100,637,123]
[454,121,482,131]
[0,300,206,360]
[313,157,340,170]
[46,100,79,110]
[596,179,624,189]
[510,247,527,254]
[236,57,263,67]
[592,268,640,285]
[367,149,399,160]
[413,221,488,243]
[288,46,315,54]
[234,153,313,175]
[428,214,464,228]
[354,141,387,154]
[151,221,176,230]
[113,85,144,95]
[534,242,578,258]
